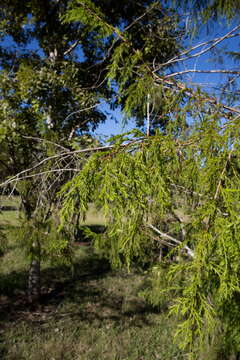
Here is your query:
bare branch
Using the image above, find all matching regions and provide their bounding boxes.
[64,103,101,123]
[4,169,79,184]
[165,69,240,79]
[170,183,203,197]
[154,24,240,71]
[154,76,240,115]
[21,136,69,152]
[148,223,194,258]
[63,40,80,56]
[0,140,144,189]
[148,232,176,249]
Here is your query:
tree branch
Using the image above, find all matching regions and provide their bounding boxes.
[63,40,80,56]
[154,24,240,71]
[0,140,144,188]
[123,2,159,32]
[165,69,240,79]
[148,223,194,258]
[154,76,240,115]
[21,136,69,152]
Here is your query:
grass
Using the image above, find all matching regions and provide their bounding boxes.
[0,210,21,227]
[0,196,21,227]
[0,198,106,228]
[81,203,107,226]
[0,196,21,209]
[0,197,184,360]
[0,239,184,360]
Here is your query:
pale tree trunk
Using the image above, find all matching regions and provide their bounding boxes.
[28,240,41,304]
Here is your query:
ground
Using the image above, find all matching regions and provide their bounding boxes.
[0,196,183,360]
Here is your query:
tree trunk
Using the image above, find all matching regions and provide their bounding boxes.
[28,241,41,304]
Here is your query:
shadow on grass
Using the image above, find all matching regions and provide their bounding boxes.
[0,246,160,332]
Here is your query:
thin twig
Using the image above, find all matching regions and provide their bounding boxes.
[165,69,240,79]
[21,136,69,152]
[0,140,143,188]
[123,2,159,32]
[64,103,101,123]
[146,93,150,136]
[155,76,240,115]
[154,25,240,71]
[63,40,80,56]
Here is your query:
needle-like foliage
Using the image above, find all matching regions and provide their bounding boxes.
[60,107,240,357]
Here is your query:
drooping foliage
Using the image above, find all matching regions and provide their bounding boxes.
[60,92,240,358]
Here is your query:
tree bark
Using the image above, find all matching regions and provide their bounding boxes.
[28,241,41,304]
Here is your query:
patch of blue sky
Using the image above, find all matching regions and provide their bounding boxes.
[175,19,240,97]
[91,99,136,139]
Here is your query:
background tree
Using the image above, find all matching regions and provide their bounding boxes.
[0,0,107,303]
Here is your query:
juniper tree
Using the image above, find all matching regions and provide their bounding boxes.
[2,4,240,358]
[59,104,240,360]
[59,2,240,359]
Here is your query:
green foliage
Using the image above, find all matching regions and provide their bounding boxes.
[64,0,182,127]
[60,130,176,267]
[170,0,240,27]
[16,219,73,266]
[62,0,113,38]
[60,108,240,357]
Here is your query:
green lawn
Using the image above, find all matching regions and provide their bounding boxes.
[81,203,107,226]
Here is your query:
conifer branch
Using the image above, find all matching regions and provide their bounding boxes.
[155,76,240,115]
